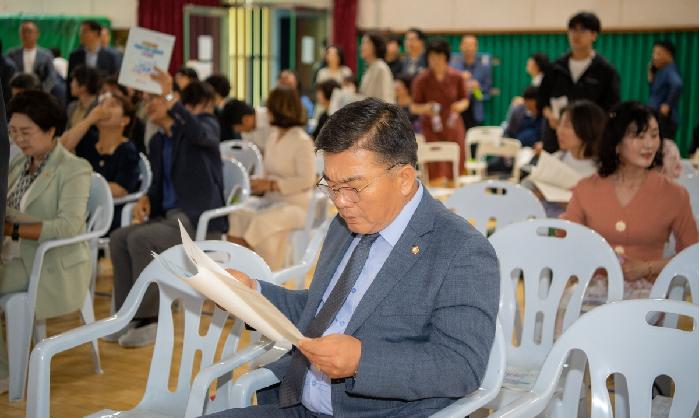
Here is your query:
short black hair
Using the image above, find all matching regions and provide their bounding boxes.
[568,12,601,33]
[49,47,61,58]
[102,75,130,97]
[560,100,607,159]
[315,98,418,167]
[654,40,676,58]
[343,75,358,88]
[71,64,101,95]
[180,80,216,107]
[522,86,539,100]
[324,45,346,66]
[81,20,102,34]
[221,99,255,126]
[395,73,413,94]
[204,74,231,98]
[406,27,426,42]
[316,79,341,102]
[364,33,387,60]
[529,52,550,74]
[597,101,662,176]
[10,72,41,91]
[8,90,67,136]
[176,66,199,80]
[425,39,451,61]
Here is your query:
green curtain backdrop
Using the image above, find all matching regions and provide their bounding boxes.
[358,30,699,156]
[0,14,111,61]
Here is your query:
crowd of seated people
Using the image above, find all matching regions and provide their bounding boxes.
[0,7,697,392]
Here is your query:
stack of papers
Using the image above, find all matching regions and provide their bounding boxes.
[528,152,584,203]
[154,221,304,346]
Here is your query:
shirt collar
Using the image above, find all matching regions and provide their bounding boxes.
[376,182,423,247]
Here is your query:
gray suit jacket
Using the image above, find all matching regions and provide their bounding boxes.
[259,190,500,417]
[7,46,56,92]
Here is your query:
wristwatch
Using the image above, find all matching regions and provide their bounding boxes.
[11,223,19,241]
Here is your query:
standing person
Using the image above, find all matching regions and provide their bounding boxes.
[6,21,56,93]
[384,34,403,77]
[562,102,697,299]
[359,33,394,103]
[67,20,122,99]
[450,34,492,131]
[411,39,469,185]
[203,98,499,418]
[538,11,620,153]
[400,27,427,78]
[527,52,550,87]
[108,69,226,348]
[648,40,683,140]
[315,45,353,85]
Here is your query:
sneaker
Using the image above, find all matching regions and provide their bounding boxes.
[118,322,158,348]
[102,321,137,343]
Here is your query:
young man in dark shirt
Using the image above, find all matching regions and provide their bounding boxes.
[537,11,620,153]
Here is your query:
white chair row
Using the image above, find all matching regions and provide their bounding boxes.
[24,220,698,416]
[220,140,264,177]
[1,173,113,401]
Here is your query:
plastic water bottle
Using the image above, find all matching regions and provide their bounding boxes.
[431,103,443,132]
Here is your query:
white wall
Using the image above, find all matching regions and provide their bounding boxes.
[357,0,698,31]
[0,0,138,28]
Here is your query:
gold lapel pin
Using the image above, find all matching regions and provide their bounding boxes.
[411,245,420,255]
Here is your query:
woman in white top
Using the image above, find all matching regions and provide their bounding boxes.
[227,86,316,270]
[315,45,353,85]
[359,33,395,103]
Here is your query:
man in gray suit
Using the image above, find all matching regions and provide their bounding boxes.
[6,20,56,93]
[208,98,500,417]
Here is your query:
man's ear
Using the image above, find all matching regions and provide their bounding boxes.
[397,164,417,196]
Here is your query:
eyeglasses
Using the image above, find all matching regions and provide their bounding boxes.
[316,163,402,203]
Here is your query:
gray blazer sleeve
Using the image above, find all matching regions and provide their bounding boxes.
[259,282,309,327]
[347,232,500,400]
[0,82,8,224]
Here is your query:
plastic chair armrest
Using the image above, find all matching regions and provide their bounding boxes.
[429,389,499,418]
[113,191,144,206]
[271,263,309,287]
[488,392,546,418]
[229,368,280,409]
[184,339,276,418]
[121,202,136,227]
[196,204,246,241]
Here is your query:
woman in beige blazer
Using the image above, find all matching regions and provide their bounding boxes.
[227,87,316,270]
[1,91,91,385]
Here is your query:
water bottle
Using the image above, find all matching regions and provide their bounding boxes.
[431,103,443,132]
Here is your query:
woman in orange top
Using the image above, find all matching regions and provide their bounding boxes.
[562,101,697,298]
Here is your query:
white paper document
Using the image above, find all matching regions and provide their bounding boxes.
[529,152,584,203]
[118,27,175,94]
[154,221,304,346]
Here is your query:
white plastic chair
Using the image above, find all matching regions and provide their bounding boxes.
[650,243,699,328]
[676,170,699,222]
[0,173,113,401]
[220,139,264,177]
[288,191,329,267]
[487,219,624,415]
[473,137,523,182]
[464,126,503,178]
[27,241,284,418]
[444,180,545,236]
[489,299,699,418]
[417,141,460,183]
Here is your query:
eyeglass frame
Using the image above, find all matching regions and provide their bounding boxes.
[316,162,407,203]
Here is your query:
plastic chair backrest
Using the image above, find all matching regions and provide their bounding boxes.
[465,126,503,161]
[87,173,114,236]
[417,141,460,182]
[489,219,624,368]
[134,241,274,415]
[676,170,699,221]
[475,138,523,181]
[220,140,264,176]
[650,243,699,328]
[445,180,545,235]
[526,299,698,418]
[113,153,152,206]
[222,159,251,205]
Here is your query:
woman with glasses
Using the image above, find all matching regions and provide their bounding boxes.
[1,90,92,390]
[227,86,316,270]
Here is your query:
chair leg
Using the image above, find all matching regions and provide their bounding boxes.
[5,295,32,401]
[79,292,103,375]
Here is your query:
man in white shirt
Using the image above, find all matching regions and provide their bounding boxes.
[6,20,56,93]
